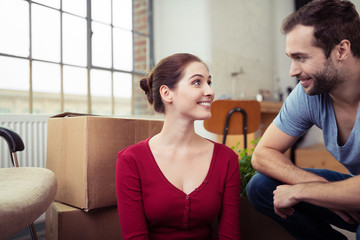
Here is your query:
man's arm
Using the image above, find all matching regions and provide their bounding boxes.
[273,176,360,222]
[274,176,360,211]
[252,122,328,184]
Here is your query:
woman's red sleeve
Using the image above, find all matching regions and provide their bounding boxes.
[218,153,242,239]
[116,150,150,240]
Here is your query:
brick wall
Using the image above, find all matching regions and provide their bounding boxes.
[133,0,153,115]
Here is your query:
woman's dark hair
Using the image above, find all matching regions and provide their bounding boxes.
[139,53,205,113]
[281,0,360,58]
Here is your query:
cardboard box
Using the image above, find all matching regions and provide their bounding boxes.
[46,201,122,240]
[46,114,163,210]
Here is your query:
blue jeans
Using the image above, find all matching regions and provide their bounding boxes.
[246,168,359,240]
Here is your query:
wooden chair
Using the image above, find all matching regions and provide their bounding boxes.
[204,100,261,149]
[0,127,57,240]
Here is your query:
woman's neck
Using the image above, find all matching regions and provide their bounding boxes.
[153,114,200,148]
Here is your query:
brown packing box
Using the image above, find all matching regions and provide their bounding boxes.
[46,201,122,240]
[46,113,163,210]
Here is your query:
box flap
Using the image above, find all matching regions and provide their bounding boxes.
[51,112,96,118]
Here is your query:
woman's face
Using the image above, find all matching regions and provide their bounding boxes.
[169,61,214,120]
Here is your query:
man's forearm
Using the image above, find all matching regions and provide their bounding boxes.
[252,148,327,185]
[275,176,360,211]
[293,177,360,210]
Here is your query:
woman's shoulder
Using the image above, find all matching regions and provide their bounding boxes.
[118,138,150,159]
[211,140,238,159]
[210,141,239,174]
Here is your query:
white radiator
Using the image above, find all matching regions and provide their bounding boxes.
[0,114,50,168]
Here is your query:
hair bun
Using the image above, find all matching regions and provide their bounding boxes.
[139,77,149,93]
[139,76,153,104]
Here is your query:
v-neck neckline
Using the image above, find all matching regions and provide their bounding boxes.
[145,137,216,197]
[328,96,360,147]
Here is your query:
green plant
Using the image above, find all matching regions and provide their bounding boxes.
[231,138,260,197]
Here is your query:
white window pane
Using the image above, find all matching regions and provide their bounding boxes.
[33,0,59,9]
[114,29,133,71]
[63,66,87,95]
[114,72,131,98]
[63,0,86,17]
[63,13,87,66]
[32,5,60,62]
[114,72,132,115]
[90,69,111,97]
[113,0,132,30]
[0,0,29,57]
[92,22,111,68]
[64,95,87,113]
[91,0,111,24]
[63,65,87,113]
[0,56,29,113]
[32,61,60,114]
[0,56,29,91]
[90,69,111,115]
[32,61,60,93]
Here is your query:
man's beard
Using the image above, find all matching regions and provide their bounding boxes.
[306,58,343,96]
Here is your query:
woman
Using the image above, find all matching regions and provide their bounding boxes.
[116,53,241,239]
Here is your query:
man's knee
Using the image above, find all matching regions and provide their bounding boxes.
[246,173,266,199]
[246,173,281,210]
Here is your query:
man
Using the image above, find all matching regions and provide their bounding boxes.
[246,0,360,239]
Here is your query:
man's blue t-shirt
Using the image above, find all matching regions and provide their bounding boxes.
[274,83,360,175]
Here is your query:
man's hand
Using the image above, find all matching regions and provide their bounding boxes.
[273,184,300,218]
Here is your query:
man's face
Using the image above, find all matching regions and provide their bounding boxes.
[286,25,342,95]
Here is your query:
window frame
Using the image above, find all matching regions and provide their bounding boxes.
[0,0,154,115]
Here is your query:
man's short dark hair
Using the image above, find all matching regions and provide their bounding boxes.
[282,0,360,58]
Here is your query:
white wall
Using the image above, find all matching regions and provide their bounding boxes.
[153,0,295,100]
[154,0,360,99]
[272,0,296,97]
[153,0,360,144]
[354,1,360,15]
[208,0,274,99]
[153,0,212,64]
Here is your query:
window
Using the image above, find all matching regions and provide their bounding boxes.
[0,0,153,115]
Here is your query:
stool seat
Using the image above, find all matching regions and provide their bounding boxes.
[0,167,57,240]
